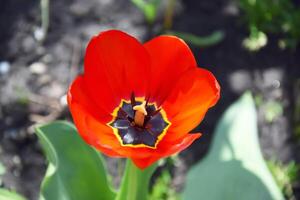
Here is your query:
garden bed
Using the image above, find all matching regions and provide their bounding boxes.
[0,0,299,199]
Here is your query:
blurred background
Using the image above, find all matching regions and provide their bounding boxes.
[0,0,300,199]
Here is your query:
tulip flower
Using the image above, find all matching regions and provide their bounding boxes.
[67,30,220,170]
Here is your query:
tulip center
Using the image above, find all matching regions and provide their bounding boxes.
[107,93,171,148]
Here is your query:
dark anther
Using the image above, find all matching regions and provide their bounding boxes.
[119,108,134,122]
[143,108,161,127]
[145,96,150,107]
[130,92,136,107]
[119,108,128,118]
[150,109,161,117]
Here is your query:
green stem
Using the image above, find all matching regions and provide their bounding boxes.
[115,159,157,200]
[39,0,49,41]
[163,0,176,30]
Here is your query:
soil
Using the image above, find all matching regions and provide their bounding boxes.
[0,0,299,199]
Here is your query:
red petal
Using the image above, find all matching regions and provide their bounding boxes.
[67,76,111,129]
[144,36,197,105]
[68,76,119,153]
[131,155,161,170]
[84,30,150,114]
[159,133,201,155]
[131,133,201,169]
[162,68,220,142]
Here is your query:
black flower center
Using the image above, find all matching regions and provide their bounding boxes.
[108,93,170,148]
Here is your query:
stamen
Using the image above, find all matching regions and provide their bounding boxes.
[133,101,147,127]
[131,92,136,107]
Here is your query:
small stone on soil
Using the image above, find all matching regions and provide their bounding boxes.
[29,62,47,75]
[0,61,10,75]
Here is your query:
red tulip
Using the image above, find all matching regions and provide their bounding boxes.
[67,30,220,169]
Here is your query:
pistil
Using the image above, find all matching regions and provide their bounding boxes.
[133,101,147,127]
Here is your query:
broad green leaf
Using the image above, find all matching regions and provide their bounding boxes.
[0,188,26,200]
[35,121,116,200]
[183,92,284,200]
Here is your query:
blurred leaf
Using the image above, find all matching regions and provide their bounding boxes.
[131,0,161,24]
[0,162,6,186]
[264,101,283,123]
[243,27,268,51]
[182,92,284,200]
[267,160,299,200]
[35,121,116,200]
[37,0,49,41]
[239,0,300,49]
[149,170,180,200]
[0,163,6,176]
[293,78,300,140]
[254,93,263,106]
[167,31,225,47]
[0,188,26,200]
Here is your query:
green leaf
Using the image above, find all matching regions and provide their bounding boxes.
[264,101,283,123]
[182,92,284,200]
[0,162,6,176]
[35,121,116,200]
[0,188,26,200]
[167,31,225,47]
[115,160,157,200]
[131,0,161,24]
[149,169,180,200]
[267,160,299,199]
[0,162,6,186]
